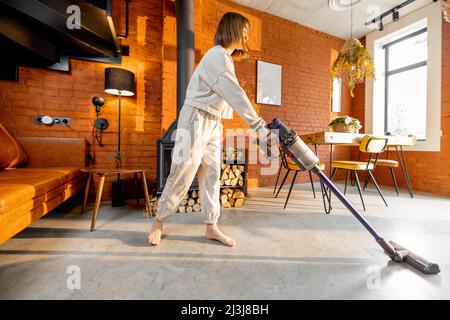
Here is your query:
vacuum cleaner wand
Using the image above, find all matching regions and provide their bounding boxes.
[268,117,440,275]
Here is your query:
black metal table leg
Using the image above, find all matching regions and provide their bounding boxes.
[329,144,333,177]
[395,146,414,198]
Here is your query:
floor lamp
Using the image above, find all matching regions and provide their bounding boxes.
[104,67,136,206]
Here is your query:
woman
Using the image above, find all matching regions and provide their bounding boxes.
[148,12,271,247]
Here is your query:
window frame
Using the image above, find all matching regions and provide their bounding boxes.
[383,27,428,140]
[364,1,442,152]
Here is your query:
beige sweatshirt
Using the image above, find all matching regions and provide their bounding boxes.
[184,45,266,132]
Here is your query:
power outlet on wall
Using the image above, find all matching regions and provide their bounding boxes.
[35,116,71,126]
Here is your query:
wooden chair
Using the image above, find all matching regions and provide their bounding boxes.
[331,135,388,211]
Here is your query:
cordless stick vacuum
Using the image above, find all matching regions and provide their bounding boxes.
[267,118,440,274]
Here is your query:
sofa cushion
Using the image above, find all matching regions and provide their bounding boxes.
[0,167,81,214]
[16,137,86,168]
[0,174,84,229]
[0,123,29,169]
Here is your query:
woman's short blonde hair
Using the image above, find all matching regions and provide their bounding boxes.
[214,12,250,59]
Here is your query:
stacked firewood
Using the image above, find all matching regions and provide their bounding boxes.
[147,147,247,215]
[220,189,245,208]
[177,190,201,214]
[220,164,245,187]
[148,196,158,217]
[148,190,201,216]
[148,186,245,213]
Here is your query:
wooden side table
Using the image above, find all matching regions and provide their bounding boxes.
[80,166,153,231]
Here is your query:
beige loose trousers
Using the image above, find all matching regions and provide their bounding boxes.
[156,105,222,224]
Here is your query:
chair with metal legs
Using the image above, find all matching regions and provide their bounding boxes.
[363,159,400,196]
[331,135,389,211]
[274,150,326,210]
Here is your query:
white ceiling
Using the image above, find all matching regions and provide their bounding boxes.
[231,0,434,39]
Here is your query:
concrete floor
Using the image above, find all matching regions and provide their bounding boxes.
[1,182,449,300]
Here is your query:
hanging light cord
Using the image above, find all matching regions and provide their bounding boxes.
[350,0,353,40]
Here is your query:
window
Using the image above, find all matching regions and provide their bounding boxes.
[365,2,442,152]
[331,77,342,113]
[384,28,428,140]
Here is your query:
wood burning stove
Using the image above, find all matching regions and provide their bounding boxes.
[156,140,199,194]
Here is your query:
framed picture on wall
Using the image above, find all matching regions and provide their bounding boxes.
[331,77,342,113]
[257,61,282,106]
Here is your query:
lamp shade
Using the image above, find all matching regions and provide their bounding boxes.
[104,68,135,97]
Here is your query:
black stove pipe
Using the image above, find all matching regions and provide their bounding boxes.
[157,0,196,193]
[176,0,195,119]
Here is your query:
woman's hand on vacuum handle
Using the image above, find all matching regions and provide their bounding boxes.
[255,125,279,160]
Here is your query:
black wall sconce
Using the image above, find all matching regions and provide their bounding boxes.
[92,96,109,145]
[90,96,108,167]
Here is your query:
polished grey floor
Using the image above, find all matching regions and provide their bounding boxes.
[1,182,449,300]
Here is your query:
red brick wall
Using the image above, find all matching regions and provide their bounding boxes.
[0,0,355,203]
[0,0,163,200]
[351,21,450,196]
[162,0,352,189]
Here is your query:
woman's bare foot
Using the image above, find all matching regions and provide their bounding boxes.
[148,219,164,246]
[205,224,236,247]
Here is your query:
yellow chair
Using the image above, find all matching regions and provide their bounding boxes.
[331,135,388,211]
[274,149,326,210]
[363,158,400,196]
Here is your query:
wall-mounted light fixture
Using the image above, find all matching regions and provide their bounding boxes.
[92,96,109,142]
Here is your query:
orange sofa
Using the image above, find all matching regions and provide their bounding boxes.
[0,137,87,245]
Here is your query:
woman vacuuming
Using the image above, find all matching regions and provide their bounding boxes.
[148,12,272,247]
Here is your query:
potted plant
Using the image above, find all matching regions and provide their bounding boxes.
[328,116,362,133]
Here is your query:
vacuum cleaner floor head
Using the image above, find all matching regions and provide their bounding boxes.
[389,241,440,274]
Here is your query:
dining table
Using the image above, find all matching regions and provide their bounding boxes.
[298,131,417,198]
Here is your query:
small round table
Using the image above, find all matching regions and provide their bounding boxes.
[80,166,153,231]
